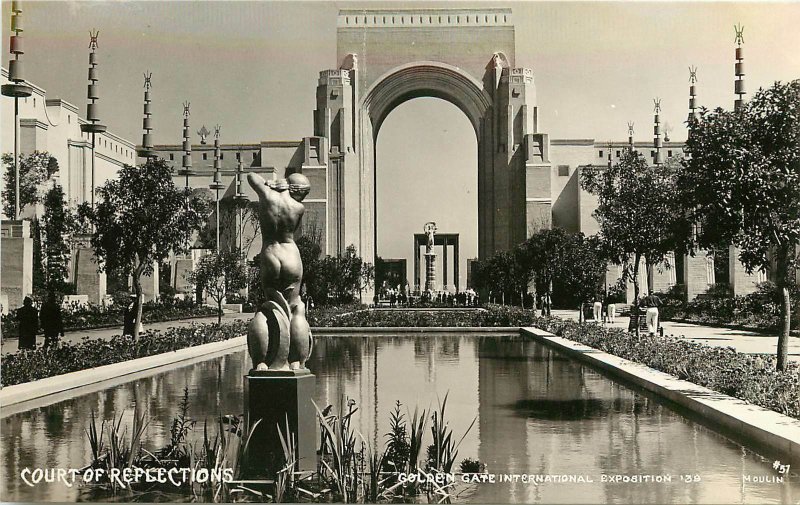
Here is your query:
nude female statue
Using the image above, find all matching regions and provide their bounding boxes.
[246,171,313,371]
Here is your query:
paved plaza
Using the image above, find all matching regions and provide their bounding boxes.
[552,309,800,362]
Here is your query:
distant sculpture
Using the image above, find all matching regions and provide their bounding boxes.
[197,125,210,145]
[247,172,313,371]
[424,222,437,254]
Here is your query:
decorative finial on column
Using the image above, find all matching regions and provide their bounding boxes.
[688,66,699,122]
[198,125,210,145]
[137,71,155,159]
[211,125,223,186]
[734,24,746,111]
[627,121,634,152]
[653,98,663,165]
[81,29,106,135]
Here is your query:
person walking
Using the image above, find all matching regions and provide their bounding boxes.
[643,292,662,336]
[40,292,64,349]
[16,296,39,350]
[123,294,139,337]
[592,295,603,323]
[541,291,552,317]
[607,300,617,324]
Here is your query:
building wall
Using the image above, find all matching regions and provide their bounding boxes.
[337,9,515,93]
[1,67,135,218]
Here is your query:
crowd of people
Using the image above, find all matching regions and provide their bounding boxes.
[375,287,481,308]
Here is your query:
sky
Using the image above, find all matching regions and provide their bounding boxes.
[3,1,799,286]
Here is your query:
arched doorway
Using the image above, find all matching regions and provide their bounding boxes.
[375,97,477,291]
[360,62,492,279]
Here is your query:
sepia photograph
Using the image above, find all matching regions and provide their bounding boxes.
[0,1,799,503]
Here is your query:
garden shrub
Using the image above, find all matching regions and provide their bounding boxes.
[662,281,799,331]
[2,297,218,337]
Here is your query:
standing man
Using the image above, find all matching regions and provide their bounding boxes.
[40,292,65,349]
[644,292,662,336]
[607,300,617,325]
[592,295,603,323]
[16,296,39,350]
[123,294,138,337]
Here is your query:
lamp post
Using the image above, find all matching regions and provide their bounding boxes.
[234,152,250,299]
[208,125,224,253]
[80,30,107,210]
[233,152,249,256]
[179,102,192,190]
[2,1,33,220]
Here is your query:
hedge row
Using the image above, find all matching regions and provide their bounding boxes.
[2,299,218,337]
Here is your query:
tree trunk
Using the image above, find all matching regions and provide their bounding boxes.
[578,301,584,323]
[632,254,641,337]
[218,299,223,325]
[132,272,143,346]
[776,247,792,371]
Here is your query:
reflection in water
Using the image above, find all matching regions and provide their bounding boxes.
[1,334,797,503]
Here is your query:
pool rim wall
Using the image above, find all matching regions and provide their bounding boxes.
[520,326,800,468]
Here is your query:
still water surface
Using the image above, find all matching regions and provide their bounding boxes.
[1,334,797,503]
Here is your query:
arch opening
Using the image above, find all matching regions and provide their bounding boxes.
[375,97,478,292]
[358,61,494,289]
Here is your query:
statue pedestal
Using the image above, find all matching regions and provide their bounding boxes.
[424,252,437,292]
[243,369,317,477]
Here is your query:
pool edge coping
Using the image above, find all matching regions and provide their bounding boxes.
[520,326,800,467]
[0,336,247,410]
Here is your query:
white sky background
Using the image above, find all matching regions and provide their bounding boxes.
[3,1,799,284]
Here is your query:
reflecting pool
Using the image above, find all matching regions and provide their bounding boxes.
[1,334,797,503]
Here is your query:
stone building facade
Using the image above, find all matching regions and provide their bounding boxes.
[1,67,135,309]
[152,8,771,301]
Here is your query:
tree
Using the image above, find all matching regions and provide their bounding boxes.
[520,227,575,305]
[200,196,261,257]
[580,149,682,331]
[2,151,58,217]
[557,233,609,322]
[306,245,373,305]
[679,80,800,370]
[41,183,74,294]
[188,250,248,324]
[296,234,322,294]
[80,158,210,341]
[472,249,528,305]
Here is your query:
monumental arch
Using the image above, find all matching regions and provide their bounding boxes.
[313,8,552,265]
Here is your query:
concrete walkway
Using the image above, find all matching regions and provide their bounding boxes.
[1,312,252,355]
[551,309,800,362]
